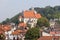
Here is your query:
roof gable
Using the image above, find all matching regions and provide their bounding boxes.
[24,10,35,18]
[23,10,41,18]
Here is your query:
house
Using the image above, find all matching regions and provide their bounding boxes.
[0,22,28,40]
[18,22,27,29]
[2,24,12,40]
[42,20,60,37]
[38,36,60,40]
[0,27,5,40]
[49,19,56,27]
[0,24,17,40]
[19,10,41,28]
[18,22,29,30]
[11,29,27,40]
[0,25,5,34]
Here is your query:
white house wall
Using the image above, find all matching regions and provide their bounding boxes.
[42,32,52,36]
[19,17,38,28]
[24,18,29,23]
[19,18,22,22]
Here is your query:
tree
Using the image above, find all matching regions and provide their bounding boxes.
[1,6,60,24]
[1,18,10,24]
[25,27,40,40]
[10,13,20,24]
[54,11,60,20]
[37,17,50,27]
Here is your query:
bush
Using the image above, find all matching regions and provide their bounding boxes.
[25,27,40,40]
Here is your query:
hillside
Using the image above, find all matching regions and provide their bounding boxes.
[1,6,60,24]
[34,6,60,19]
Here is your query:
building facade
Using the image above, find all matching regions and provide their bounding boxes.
[19,10,41,28]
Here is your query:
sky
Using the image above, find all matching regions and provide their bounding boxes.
[0,0,60,22]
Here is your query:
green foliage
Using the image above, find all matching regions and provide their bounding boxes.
[37,17,50,27]
[1,6,60,24]
[56,21,60,24]
[2,13,20,24]
[10,13,20,24]
[2,18,10,24]
[32,6,60,20]
[25,27,40,40]
[53,11,60,19]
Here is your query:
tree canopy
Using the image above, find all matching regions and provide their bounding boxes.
[54,11,60,19]
[1,6,60,24]
[33,6,60,20]
[37,17,50,27]
[25,27,40,40]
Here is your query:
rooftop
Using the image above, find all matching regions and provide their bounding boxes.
[19,10,41,19]
[38,36,60,40]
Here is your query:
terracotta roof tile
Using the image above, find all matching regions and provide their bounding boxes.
[0,27,4,34]
[12,29,27,35]
[56,31,60,34]
[0,29,4,34]
[15,30,23,33]
[35,14,41,19]
[23,10,41,18]
[0,25,5,34]
[0,31,4,34]
[12,30,24,35]
[24,10,35,18]
[18,22,27,27]
[3,25,11,31]
[12,31,20,35]
[50,31,56,35]
[38,36,60,40]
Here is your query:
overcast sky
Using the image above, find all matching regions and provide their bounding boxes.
[0,0,60,22]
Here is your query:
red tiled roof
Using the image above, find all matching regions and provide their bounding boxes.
[0,25,5,34]
[50,31,56,35]
[50,31,60,34]
[18,22,27,27]
[15,30,23,33]
[35,14,41,19]
[3,25,11,31]
[56,31,60,34]
[0,29,4,34]
[23,10,41,18]
[0,30,4,34]
[38,36,59,40]
[12,31,20,35]
[0,24,2,27]
[24,10,35,18]
[12,29,28,35]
